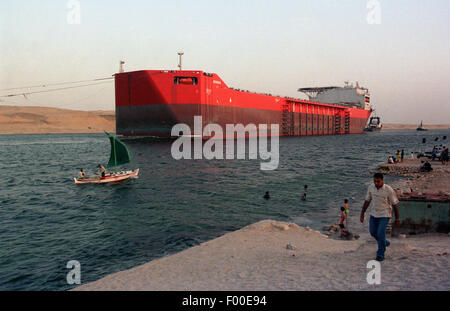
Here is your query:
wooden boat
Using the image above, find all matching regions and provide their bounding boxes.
[74,132,139,184]
[74,169,139,184]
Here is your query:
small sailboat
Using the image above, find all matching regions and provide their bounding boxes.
[74,132,139,184]
[416,120,427,131]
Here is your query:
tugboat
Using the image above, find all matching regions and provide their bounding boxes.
[416,120,427,131]
[364,116,382,132]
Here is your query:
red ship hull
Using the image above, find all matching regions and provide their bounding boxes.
[114,70,371,137]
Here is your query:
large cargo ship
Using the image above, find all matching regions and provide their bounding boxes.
[114,69,372,137]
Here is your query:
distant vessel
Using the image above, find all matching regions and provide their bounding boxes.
[364,116,382,132]
[416,120,427,131]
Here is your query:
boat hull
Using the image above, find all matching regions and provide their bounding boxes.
[114,70,371,138]
[74,169,139,184]
[364,127,382,132]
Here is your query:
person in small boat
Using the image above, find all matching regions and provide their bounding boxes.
[97,164,106,177]
[78,169,86,179]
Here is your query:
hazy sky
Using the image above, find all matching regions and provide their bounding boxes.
[1,0,449,123]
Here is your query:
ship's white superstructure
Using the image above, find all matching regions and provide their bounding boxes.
[299,82,371,110]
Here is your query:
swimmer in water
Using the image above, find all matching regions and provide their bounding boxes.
[302,185,308,200]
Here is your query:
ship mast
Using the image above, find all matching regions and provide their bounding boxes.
[119,60,125,73]
[177,52,184,71]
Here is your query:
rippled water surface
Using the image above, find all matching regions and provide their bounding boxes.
[1,129,448,290]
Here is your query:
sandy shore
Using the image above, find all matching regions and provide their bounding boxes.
[0,106,115,134]
[382,123,450,130]
[74,220,449,291]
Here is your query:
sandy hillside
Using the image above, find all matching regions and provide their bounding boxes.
[74,220,450,291]
[0,106,115,134]
[383,123,450,130]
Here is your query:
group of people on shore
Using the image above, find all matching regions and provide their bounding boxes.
[386,145,449,166]
[388,149,405,164]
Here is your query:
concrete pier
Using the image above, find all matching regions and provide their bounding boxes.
[378,158,450,234]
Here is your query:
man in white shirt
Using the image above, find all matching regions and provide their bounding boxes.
[360,173,400,261]
[97,164,107,177]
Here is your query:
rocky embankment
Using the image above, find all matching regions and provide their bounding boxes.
[378,159,450,198]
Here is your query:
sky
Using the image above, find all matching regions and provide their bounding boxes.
[0,0,449,123]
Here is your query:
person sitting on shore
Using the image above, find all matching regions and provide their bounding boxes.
[263,191,270,200]
[421,161,433,172]
[97,164,107,177]
[388,156,394,164]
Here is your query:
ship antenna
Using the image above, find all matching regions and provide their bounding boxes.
[177,52,184,71]
[119,60,125,73]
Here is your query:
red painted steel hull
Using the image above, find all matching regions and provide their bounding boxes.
[114,70,371,137]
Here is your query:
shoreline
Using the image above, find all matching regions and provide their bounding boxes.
[382,124,450,130]
[73,220,449,291]
[1,106,450,135]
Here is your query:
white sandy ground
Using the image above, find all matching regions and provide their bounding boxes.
[74,220,450,291]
